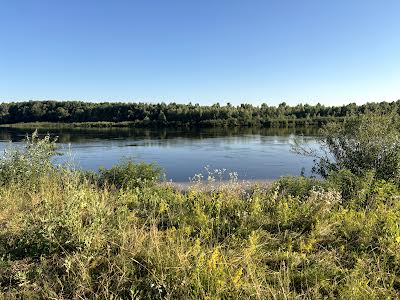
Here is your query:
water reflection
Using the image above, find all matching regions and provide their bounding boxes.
[0,127,319,143]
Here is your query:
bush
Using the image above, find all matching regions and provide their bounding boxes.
[326,169,375,203]
[0,130,58,187]
[98,159,162,189]
[295,113,400,185]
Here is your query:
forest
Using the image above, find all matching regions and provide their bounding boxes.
[0,100,399,127]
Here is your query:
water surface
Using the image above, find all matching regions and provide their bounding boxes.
[0,127,318,182]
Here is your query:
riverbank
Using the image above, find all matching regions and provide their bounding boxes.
[0,121,135,128]
[162,179,274,192]
[0,119,334,129]
[1,166,399,299]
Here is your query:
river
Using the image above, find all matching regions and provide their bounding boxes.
[0,126,319,182]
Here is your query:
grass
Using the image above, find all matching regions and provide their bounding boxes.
[0,134,399,299]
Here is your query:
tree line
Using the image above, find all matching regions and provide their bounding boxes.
[0,100,398,127]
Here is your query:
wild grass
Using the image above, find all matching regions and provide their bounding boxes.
[0,133,399,299]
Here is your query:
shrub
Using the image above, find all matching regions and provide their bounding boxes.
[295,113,400,185]
[98,159,162,189]
[0,130,58,187]
[327,169,375,203]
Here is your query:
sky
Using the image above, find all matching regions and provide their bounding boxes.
[1,0,400,106]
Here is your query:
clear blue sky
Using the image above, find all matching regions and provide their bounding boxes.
[1,0,399,106]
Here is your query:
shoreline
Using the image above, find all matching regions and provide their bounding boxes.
[161,179,274,192]
[0,121,325,130]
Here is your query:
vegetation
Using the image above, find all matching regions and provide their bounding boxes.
[97,160,162,189]
[1,114,400,299]
[296,112,400,182]
[0,131,58,187]
[0,100,399,128]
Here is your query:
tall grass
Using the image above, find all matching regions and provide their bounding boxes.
[0,134,399,299]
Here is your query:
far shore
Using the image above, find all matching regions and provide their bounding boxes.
[0,121,323,130]
[0,121,137,129]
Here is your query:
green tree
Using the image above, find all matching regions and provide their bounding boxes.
[158,111,167,124]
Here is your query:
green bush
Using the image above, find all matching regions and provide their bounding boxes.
[326,169,375,203]
[98,159,162,189]
[0,130,58,187]
[317,113,400,183]
[295,113,400,189]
